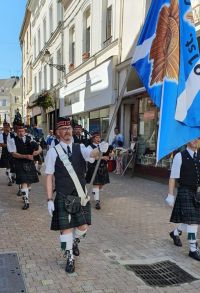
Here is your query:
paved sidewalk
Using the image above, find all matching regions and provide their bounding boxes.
[0,169,200,293]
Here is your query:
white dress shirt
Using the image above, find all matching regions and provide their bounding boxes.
[170,147,196,179]
[45,141,95,175]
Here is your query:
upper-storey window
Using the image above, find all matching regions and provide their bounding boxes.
[49,5,53,36]
[83,7,91,59]
[69,25,75,65]
[102,0,113,47]
[34,36,36,60]
[43,17,47,44]
[106,5,112,40]
[38,27,41,53]
[57,1,63,23]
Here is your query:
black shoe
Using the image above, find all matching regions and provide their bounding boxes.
[73,238,80,256]
[8,181,12,186]
[189,249,200,261]
[17,190,22,197]
[22,202,29,210]
[169,231,182,247]
[95,201,101,210]
[65,253,75,273]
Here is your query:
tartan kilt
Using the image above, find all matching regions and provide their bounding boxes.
[86,163,110,185]
[170,187,200,224]
[0,150,11,169]
[51,193,91,231]
[15,160,39,185]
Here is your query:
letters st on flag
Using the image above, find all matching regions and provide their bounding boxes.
[132,0,200,161]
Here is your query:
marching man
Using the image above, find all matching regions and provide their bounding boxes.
[45,117,108,273]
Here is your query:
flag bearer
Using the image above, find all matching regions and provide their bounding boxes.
[166,139,200,261]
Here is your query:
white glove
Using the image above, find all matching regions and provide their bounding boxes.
[48,200,55,217]
[81,195,90,206]
[165,194,175,207]
[99,141,109,153]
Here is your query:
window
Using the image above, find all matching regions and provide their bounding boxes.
[57,1,62,23]
[57,49,62,82]
[34,76,37,94]
[43,17,47,44]
[2,99,6,106]
[43,65,47,89]
[34,36,36,59]
[50,57,54,87]
[29,64,32,91]
[15,96,19,103]
[49,5,53,36]
[38,71,42,93]
[38,28,41,53]
[26,31,29,53]
[83,8,91,58]
[106,6,112,41]
[102,1,113,47]
[69,26,75,65]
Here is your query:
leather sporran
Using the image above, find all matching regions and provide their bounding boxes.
[23,162,32,172]
[64,195,81,214]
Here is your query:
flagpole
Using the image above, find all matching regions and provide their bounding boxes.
[87,65,133,195]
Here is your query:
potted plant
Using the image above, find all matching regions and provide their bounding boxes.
[33,91,54,110]
[82,52,90,61]
[69,63,74,71]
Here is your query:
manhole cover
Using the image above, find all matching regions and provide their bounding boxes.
[0,253,27,293]
[125,260,197,287]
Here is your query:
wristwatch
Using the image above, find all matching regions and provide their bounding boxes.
[47,198,53,202]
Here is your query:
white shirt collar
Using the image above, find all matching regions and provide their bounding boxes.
[186,147,197,158]
[60,141,72,152]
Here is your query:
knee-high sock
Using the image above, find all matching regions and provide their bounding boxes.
[93,187,99,201]
[60,233,73,259]
[187,225,198,252]
[6,169,12,180]
[21,188,29,203]
[173,223,187,236]
[73,227,87,240]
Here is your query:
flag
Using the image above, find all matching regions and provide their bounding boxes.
[132,0,200,161]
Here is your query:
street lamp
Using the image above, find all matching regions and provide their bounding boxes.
[43,49,66,73]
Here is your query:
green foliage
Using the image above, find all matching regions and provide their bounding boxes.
[33,91,54,110]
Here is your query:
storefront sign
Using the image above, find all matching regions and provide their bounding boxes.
[144,110,155,121]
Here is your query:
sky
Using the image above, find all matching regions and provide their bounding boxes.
[0,0,27,79]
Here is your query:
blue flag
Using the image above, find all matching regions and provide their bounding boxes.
[132,0,200,161]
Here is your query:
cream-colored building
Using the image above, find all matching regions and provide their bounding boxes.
[28,0,63,133]
[19,4,33,124]
[0,78,18,126]
[59,0,120,139]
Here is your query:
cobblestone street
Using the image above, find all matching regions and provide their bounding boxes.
[1,169,200,293]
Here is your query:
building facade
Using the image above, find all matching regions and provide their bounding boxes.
[58,0,120,140]
[0,78,19,126]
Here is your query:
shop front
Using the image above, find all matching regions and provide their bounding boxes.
[120,68,171,178]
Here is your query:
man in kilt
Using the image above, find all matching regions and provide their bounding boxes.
[166,139,200,261]
[85,132,110,210]
[9,123,42,210]
[45,117,108,273]
[0,122,14,186]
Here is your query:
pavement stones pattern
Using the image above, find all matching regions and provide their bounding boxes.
[1,169,200,292]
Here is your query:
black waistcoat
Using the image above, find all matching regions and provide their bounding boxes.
[1,133,9,155]
[14,136,34,155]
[179,150,200,187]
[54,143,86,195]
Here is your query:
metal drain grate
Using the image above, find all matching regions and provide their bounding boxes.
[125,260,197,287]
[0,253,27,293]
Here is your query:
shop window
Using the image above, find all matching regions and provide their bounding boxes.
[136,97,172,169]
